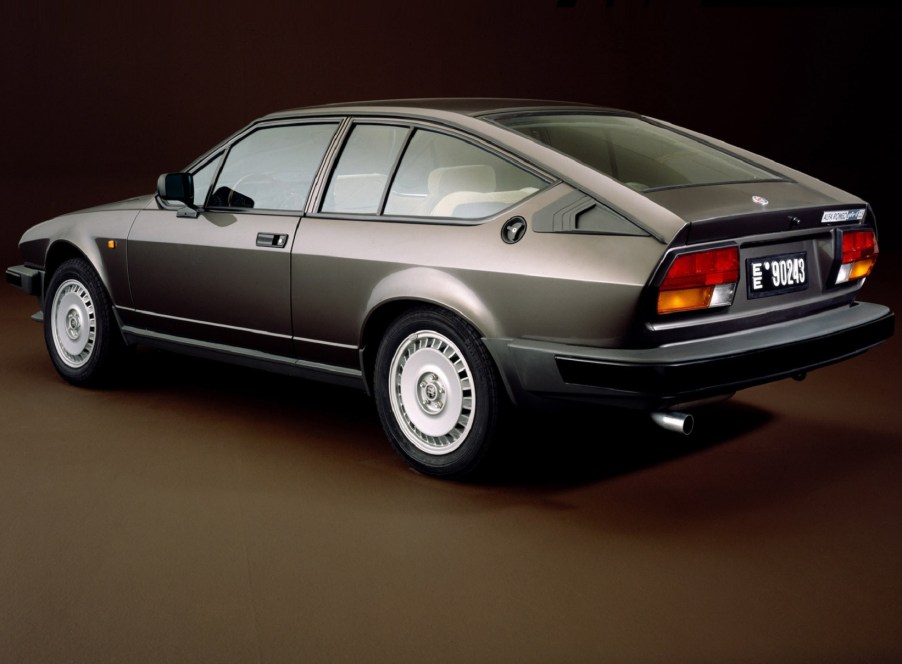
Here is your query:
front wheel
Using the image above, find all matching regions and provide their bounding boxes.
[43,257,124,386]
[374,308,503,479]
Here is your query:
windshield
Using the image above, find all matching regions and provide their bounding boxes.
[495,113,781,192]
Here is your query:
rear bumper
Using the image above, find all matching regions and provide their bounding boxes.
[484,302,894,410]
[5,265,43,297]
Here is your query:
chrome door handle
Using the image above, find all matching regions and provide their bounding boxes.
[256,233,289,248]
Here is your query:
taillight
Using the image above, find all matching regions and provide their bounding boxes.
[657,246,739,314]
[835,229,878,285]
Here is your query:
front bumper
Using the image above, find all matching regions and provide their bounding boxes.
[5,265,43,297]
[484,302,894,410]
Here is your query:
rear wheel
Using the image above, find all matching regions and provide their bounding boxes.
[374,308,503,479]
[44,258,123,386]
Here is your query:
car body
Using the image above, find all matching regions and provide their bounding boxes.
[6,98,894,477]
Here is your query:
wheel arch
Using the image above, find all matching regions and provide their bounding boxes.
[361,298,491,394]
[43,241,127,342]
[359,268,502,394]
[44,241,101,297]
[44,240,92,280]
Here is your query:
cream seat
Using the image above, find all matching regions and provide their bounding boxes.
[430,187,539,219]
[424,165,495,215]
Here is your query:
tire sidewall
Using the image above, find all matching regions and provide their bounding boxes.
[375,308,500,478]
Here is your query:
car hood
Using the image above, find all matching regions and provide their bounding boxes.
[642,180,868,243]
[74,194,157,214]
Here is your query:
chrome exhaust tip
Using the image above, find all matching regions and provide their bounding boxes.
[651,411,694,435]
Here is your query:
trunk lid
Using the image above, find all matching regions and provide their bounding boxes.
[643,180,868,244]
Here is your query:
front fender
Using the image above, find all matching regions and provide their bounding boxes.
[21,209,140,307]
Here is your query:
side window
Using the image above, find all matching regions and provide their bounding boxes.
[322,124,409,214]
[208,123,339,211]
[384,130,546,219]
[191,152,223,206]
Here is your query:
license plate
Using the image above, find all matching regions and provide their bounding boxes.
[746,251,809,298]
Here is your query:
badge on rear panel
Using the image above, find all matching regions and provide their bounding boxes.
[752,196,769,206]
[821,208,866,223]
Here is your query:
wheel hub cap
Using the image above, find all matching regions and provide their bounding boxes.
[417,372,446,414]
[65,307,82,340]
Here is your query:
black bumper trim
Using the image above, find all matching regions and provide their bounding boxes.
[5,265,43,297]
[557,311,894,397]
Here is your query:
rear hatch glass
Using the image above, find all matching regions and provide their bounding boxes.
[494,113,782,192]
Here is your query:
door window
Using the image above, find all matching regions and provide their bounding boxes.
[209,123,339,211]
[321,124,410,214]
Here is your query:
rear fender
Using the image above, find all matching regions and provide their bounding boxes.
[364,267,499,339]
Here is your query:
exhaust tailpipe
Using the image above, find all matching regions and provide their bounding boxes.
[651,411,694,435]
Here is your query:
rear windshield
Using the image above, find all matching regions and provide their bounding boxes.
[494,113,780,192]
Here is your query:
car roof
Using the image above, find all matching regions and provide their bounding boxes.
[262,98,633,120]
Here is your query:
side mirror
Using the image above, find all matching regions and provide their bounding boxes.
[156,173,198,218]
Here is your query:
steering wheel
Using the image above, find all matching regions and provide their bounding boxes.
[228,172,276,208]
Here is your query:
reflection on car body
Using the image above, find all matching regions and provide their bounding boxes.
[6,99,894,478]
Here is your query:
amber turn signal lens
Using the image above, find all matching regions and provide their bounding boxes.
[658,287,713,314]
[849,255,877,280]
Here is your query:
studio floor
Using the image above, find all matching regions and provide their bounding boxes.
[2,253,900,663]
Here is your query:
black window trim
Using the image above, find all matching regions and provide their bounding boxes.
[309,116,557,225]
[316,120,414,217]
[177,117,346,216]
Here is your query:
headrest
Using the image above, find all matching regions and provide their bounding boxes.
[427,165,495,197]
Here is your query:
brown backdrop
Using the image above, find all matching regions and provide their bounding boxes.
[2,4,901,661]
[2,1,899,270]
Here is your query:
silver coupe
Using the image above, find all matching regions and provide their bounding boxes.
[6,99,894,477]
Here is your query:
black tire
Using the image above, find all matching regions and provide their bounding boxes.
[43,257,124,386]
[374,307,503,479]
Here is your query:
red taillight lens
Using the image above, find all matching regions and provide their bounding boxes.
[660,247,740,290]
[657,246,739,314]
[836,229,878,284]
[842,229,877,262]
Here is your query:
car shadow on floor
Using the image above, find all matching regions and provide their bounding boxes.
[114,347,774,488]
[485,400,774,489]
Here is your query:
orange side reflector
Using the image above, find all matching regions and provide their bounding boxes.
[107,240,117,249]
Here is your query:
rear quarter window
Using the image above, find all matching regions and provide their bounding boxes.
[383,129,546,219]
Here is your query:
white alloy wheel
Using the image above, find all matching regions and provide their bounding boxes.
[43,257,123,386]
[374,307,503,479]
[50,278,97,368]
[388,330,475,455]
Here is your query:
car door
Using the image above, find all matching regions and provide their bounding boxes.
[290,122,551,367]
[127,121,340,356]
